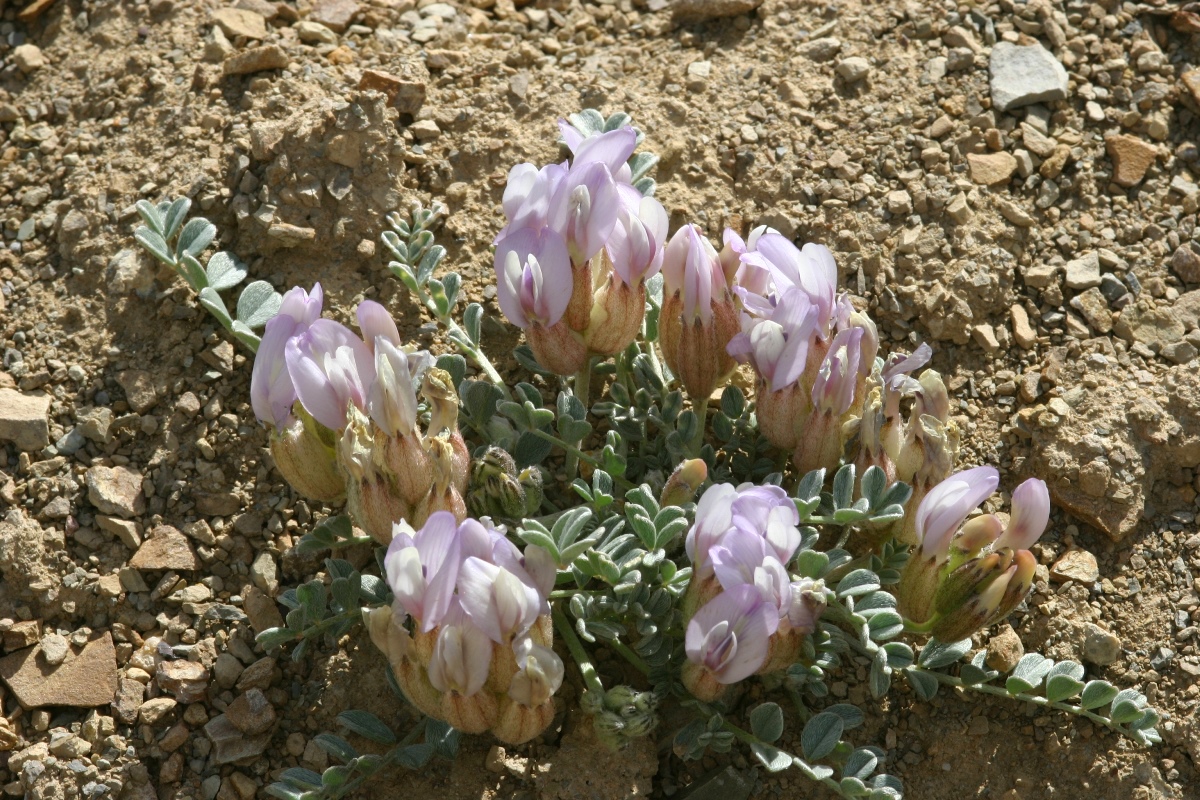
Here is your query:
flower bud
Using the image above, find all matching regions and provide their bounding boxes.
[659,459,708,507]
[421,367,470,493]
[468,447,542,519]
[269,407,346,502]
[527,320,589,376]
[411,435,468,527]
[340,407,407,545]
[929,549,1035,642]
[584,271,645,356]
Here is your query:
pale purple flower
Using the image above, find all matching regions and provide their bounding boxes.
[508,636,564,707]
[811,327,864,416]
[606,184,668,286]
[662,224,725,323]
[685,585,774,684]
[458,556,542,644]
[427,606,492,697]
[547,160,619,263]
[739,235,838,334]
[726,287,821,393]
[367,338,432,437]
[709,529,792,627]
[559,122,639,182]
[285,319,376,431]
[787,578,827,634]
[499,162,566,234]
[686,483,801,580]
[914,466,1000,561]
[356,300,401,352]
[725,226,774,296]
[250,284,324,428]
[495,227,573,330]
[994,478,1050,552]
[386,514,490,631]
[881,342,932,398]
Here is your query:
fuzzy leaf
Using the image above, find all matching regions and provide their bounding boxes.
[337,710,397,745]
[801,712,844,761]
[206,251,248,291]
[749,702,784,743]
[917,638,972,669]
[1079,680,1119,710]
[237,280,283,328]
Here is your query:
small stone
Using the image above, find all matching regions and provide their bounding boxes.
[111,677,145,724]
[1170,245,1200,284]
[1149,646,1175,672]
[194,491,241,516]
[1113,304,1186,350]
[0,632,119,709]
[13,44,47,73]
[358,69,426,114]
[77,407,113,443]
[295,19,339,43]
[946,193,971,224]
[1162,340,1198,364]
[967,152,1018,185]
[1039,144,1071,180]
[670,0,762,23]
[243,586,285,633]
[267,223,317,247]
[1051,550,1100,584]
[97,515,141,548]
[159,722,190,753]
[250,552,278,595]
[310,0,360,33]
[1071,287,1113,334]
[885,189,912,216]
[972,323,1001,353]
[988,42,1069,113]
[48,733,91,759]
[212,8,267,39]
[213,653,244,689]
[1105,135,1157,188]
[0,389,51,451]
[797,37,841,63]
[86,466,146,518]
[225,689,276,736]
[997,197,1035,228]
[139,697,179,726]
[1063,252,1101,290]
[157,660,210,704]
[486,744,506,774]
[835,56,870,83]
[40,633,69,666]
[4,620,41,652]
[117,369,158,412]
[223,44,288,76]
[409,119,441,141]
[1020,123,1057,158]
[129,526,200,571]
[1183,70,1200,106]
[1081,624,1121,666]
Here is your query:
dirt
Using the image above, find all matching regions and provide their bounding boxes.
[1,0,1199,798]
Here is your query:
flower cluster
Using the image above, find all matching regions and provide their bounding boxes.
[681,483,827,701]
[250,284,469,542]
[493,121,668,374]
[364,512,563,744]
[896,468,1049,642]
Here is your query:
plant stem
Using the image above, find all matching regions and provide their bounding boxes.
[608,640,650,677]
[553,605,605,696]
[527,429,636,490]
[719,719,851,798]
[689,402,708,457]
[564,361,593,479]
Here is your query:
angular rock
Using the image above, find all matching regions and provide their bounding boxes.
[40,633,69,666]
[243,586,284,633]
[1071,287,1112,334]
[223,45,288,76]
[988,42,1068,113]
[1081,623,1121,665]
[86,466,146,518]
[1170,245,1200,284]
[797,37,841,63]
[97,514,141,548]
[985,625,1024,672]
[834,56,870,83]
[0,389,51,451]
[226,688,277,735]
[310,0,359,32]
[967,152,1017,185]
[193,491,242,516]
[157,660,211,703]
[1183,70,1200,106]
[212,7,267,39]
[117,369,158,413]
[1105,135,1156,188]
[235,657,276,692]
[112,677,146,724]
[13,44,46,73]
[295,20,339,44]
[1114,303,1185,350]
[3,620,41,652]
[358,69,426,115]
[1062,252,1101,290]
[409,119,441,141]
[139,696,178,725]
[1051,549,1100,584]
[130,526,200,571]
[669,0,761,22]
[205,713,273,764]
[0,632,118,709]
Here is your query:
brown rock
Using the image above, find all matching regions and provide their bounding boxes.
[157,660,211,703]
[0,632,118,709]
[3,620,41,652]
[0,389,51,451]
[130,526,200,571]
[193,491,241,516]
[670,0,762,23]
[1175,290,1200,330]
[112,677,145,724]
[235,657,277,692]
[1071,287,1112,334]
[212,8,267,39]
[310,0,360,32]
[1011,304,1037,349]
[205,713,272,764]
[1113,303,1186,350]
[17,0,59,22]
[358,69,426,115]
[1170,245,1200,284]
[1051,549,1100,584]
[966,152,1018,185]
[985,625,1024,672]
[1105,134,1156,188]
[243,586,284,633]
[226,688,277,735]
[1039,144,1071,180]
[117,369,158,412]
[236,0,279,19]
[1182,70,1200,106]
[223,45,288,76]
[86,466,146,518]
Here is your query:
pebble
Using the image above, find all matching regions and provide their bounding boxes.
[250,552,278,595]
[358,69,426,115]
[1050,549,1100,584]
[48,733,91,759]
[129,526,200,571]
[77,406,113,443]
[97,515,142,548]
[1081,623,1121,666]
[409,119,441,141]
[111,677,145,724]
[797,37,841,63]
[222,44,288,76]
[235,657,276,692]
[4,620,42,652]
[13,44,47,73]
[213,653,244,689]
[86,466,146,519]
[211,8,267,40]
[157,660,210,704]
[116,370,157,412]
[486,745,506,773]
[0,388,51,451]
[0,632,119,708]
[225,689,276,736]
[1169,245,1200,284]
[309,0,360,33]
[138,697,178,726]
[988,42,1069,113]
[295,19,339,44]
[1105,134,1156,187]
[966,152,1017,185]
[670,0,762,22]
[946,193,971,224]
[835,56,870,83]
[1063,252,1102,290]
[1149,646,1175,671]
[40,633,69,666]
[1071,288,1113,334]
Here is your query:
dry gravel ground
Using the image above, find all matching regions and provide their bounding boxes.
[1,0,1200,798]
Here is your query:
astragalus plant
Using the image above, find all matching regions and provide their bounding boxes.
[137,110,1163,800]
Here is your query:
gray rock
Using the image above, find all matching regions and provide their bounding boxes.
[54,428,86,456]
[1063,252,1102,289]
[1082,623,1121,665]
[797,37,841,63]
[835,56,870,83]
[85,466,146,519]
[989,42,1068,113]
[40,634,69,666]
[0,389,51,451]
[1149,646,1175,671]
[205,713,272,764]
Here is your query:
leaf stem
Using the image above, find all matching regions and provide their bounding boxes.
[565,361,593,479]
[689,402,708,457]
[608,640,650,677]
[552,605,606,696]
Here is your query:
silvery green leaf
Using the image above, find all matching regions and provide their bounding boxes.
[796,468,825,503]
[198,287,234,329]
[1006,653,1053,694]
[178,252,208,291]
[1109,698,1144,724]
[836,569,880,598]
[881,641,914,669]
[176,217,216,258]
[278,767,323,789]
[860,466,886,507]
[1045,660,1084,682]
[162,197,192,240]
[800,712,843,761]
[959,651,998,685]
[905,668,939,700]
[917,637,972,669]
[869,649,891,698]
[135,226,175,266]
[629,151,659,183]
[1045,674,1085,702]
[568,109,605,136]
[381,230,406,261]
[237,281,283,328]
[633,176,656,196]
[1079,680,1118,710]
[337,710,397,745]
[749,702,784,743]
[833,506,870,524]
[824,548,853,573]
[463,302,483,345]
[436,354,466,387]
[880,480,912,508]
[206,251,248,291]
[394,743,434,770]
[425,719,459,759]
[136,200,165,235]
[840,776,868,796]
[794,549,828,579]
[513,344,556,376]
[795,761,834,781]
[313,734,356,763]
[832,463,855,509]
[603,111,631,131]
[843,748,878,781]
[866,610,904,640]
[513,431,552,467]
[823,704,864,731]
[230,321,261,353]
[750,742,791,772]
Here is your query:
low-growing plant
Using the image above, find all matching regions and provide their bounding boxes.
[136,110,1162,800]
